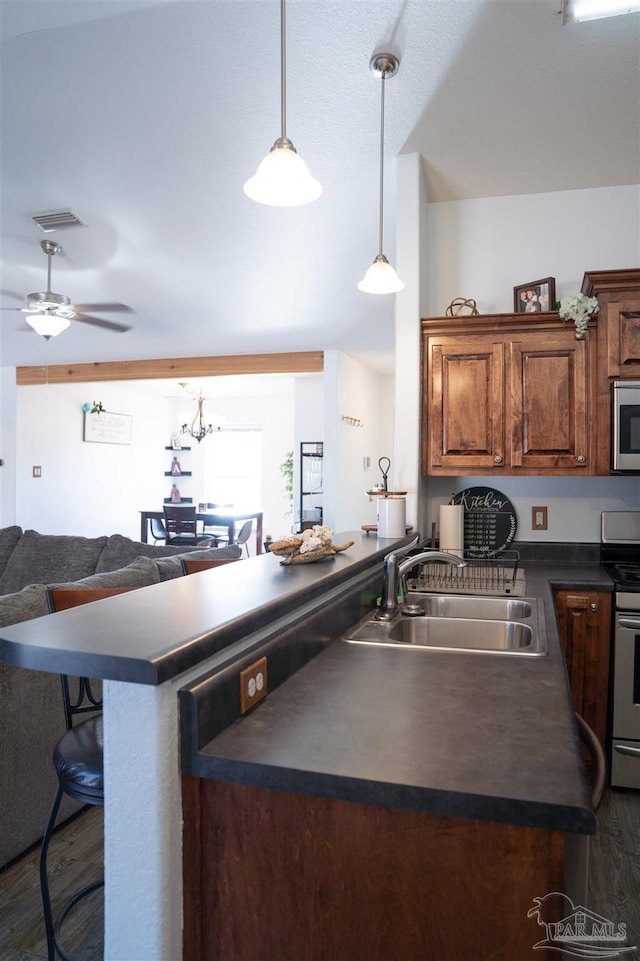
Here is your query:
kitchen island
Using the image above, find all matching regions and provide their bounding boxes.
[0,534,611,960]
[179,555,609,960]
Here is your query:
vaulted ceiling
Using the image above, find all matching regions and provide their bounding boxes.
[1,0,638,372]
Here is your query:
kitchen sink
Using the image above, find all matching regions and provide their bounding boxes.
[389,616,534,651]
[343,594,547,657]
[404,593,533,620]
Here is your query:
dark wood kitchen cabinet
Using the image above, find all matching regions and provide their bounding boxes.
[582,268,640,379]
[582,269,640,472]
[182,775,566,961]
[422,313,597,475]
[553,589,612,750]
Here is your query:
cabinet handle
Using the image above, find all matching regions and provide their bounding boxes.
[577,455,586,463]
[493,455,503,464]
[590,603,598,612]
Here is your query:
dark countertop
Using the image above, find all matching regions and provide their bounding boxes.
[0,532,397,685]
[188,553,613,834]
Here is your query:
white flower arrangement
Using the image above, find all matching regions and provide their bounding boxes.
[558,293,599,338]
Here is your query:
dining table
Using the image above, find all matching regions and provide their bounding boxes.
[140,507,264,554]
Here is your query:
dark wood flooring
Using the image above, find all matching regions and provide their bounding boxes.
[0,788,637,961]
[0,806,103,961]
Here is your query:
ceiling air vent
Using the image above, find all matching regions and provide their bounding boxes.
[31,209,86,232]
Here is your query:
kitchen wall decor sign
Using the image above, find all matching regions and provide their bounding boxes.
[451,486,517,557]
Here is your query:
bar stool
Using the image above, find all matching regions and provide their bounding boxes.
[39,587,135,961]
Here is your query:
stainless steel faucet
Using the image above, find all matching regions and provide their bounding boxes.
[375,538,467,620]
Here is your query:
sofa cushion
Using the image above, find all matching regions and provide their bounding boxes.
[0,530,109,596]
[153,544,243,580]
[47,555,161,592]
[96,533,224,573]
[0,583,50,627]
[0,526,23,582]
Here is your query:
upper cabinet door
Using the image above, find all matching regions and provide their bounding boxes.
[606,300,640,378]
[424,337,504,473]
[509,334,590,471]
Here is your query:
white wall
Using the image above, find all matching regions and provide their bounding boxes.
[323,351,394,535]
[16,383,172,540]
[394,171,640,544]
[0,367,17,526]
[425,183,640,316]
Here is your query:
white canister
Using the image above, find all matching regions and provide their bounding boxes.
[377,496,406,538]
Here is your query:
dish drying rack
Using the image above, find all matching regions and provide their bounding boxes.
[406,550,526,596]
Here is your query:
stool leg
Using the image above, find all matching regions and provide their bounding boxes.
[40,785,64,961]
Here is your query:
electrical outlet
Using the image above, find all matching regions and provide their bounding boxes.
[239,656,268,714]
[532,506,548,531]
[33,466,42,478]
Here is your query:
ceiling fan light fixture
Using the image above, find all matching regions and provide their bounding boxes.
[562,0,639,22]
[357,254,405,294]
[244,139,322,206]
[244,0,321,207]
[358,52,403,296]
[26,312,71,339]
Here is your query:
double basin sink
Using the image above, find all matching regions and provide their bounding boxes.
[344,592,547,657]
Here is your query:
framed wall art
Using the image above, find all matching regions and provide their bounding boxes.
[83,411,132,445]
[513,277,556,314]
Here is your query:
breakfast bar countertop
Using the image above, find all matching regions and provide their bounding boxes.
[183,553,613,835]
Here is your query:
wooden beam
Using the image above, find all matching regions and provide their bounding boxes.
[16,351,324,386]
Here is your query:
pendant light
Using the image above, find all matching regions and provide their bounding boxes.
[181,393,214,444]
[243,0,321,207]
[358,53,404,295]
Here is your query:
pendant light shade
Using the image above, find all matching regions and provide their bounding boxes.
[358,52,404,295]
[357,254,404,294]
[25,312,71,339]
[244,138,321,207]
[244,0,321,207]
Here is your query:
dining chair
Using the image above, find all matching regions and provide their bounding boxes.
[202,504,234,545]
[149,516,167,544]
[40,586,138,961]
[163,505,211,547]
[235,520,253,558]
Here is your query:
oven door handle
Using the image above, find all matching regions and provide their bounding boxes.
[613,743,640,757]
[618,617,640,630]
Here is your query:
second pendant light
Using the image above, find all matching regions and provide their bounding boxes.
[358,52,404,295]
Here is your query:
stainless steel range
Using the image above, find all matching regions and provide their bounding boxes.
[601,511,640,789]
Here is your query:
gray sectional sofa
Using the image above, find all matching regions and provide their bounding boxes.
[0,526,242,868]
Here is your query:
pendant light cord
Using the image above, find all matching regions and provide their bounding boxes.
[378,69,386,257]
[280,0,287,142]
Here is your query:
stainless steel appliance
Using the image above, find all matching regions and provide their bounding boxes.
[601,510,640,788]
[612,380,640,472]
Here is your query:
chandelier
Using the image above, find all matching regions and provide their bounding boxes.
[181,394,214,444]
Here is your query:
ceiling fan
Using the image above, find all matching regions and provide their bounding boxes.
[0,239,133,339]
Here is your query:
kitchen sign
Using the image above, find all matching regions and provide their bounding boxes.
[451,486,518,557]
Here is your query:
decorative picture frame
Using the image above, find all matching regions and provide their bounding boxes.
[513,277,556,314]
[83,411,132,445]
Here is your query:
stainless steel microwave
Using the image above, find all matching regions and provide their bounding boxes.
[612,381,640,472]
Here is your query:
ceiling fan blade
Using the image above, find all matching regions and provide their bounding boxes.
[71,302,133,313]
[72,313,132,332]
[0,289,27,302]
[0,307,25,311]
